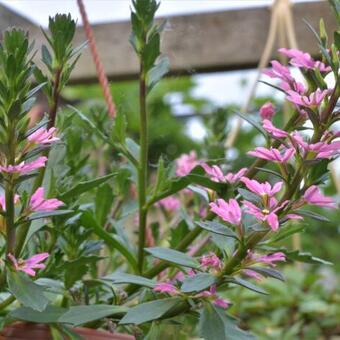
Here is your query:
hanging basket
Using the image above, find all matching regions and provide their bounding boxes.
[0,322,135,340]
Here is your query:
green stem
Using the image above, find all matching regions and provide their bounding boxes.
[0,295,15,310]
[5,120,16,255]
[137,62,148,274]
[5,181,15,255]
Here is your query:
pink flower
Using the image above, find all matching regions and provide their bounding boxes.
[313,141,340,159]
[286,89,329,107]
[29,187,64,212]
[314,61,331,73]
[153,282,179,295]
[303,185,336,208]
[200,252,222,270]
[8,252,49,277]
[209,198,242,225]
[243,199,280,231]
[0,157,47,175]
[256,252,286,266]
[27,127,59,145]
[263,60,293,82]
[280,79,306,94]
[213,297,230,309]
[156,196,181,212]
[199,285,230,309]
[291,133,340,159]
[278,48,315,69]
[0,194,20,211]
[263,120,289,138]
[225,168,247,184]
[248,147,295,163]
[241,177,283,197]
[200,163,226,182]
[279,48,331,73]
[243,198,300,231]
[201,163,247,184]
[175,151,198,177]
[260,102,275,120]
[173,271,186,282]
[242,269,264,282]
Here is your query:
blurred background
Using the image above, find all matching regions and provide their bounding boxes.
[0,1,339,338]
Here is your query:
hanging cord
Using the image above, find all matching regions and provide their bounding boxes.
[224,0,280,148]
[77,0,116,118]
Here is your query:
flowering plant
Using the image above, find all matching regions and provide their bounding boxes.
[0,1,339,339]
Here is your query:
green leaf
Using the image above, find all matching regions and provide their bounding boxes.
[238,188,262,205]
[148,56,169,90]
[143,32,160,71]
[199,303,255,340]
[120,298,181,325]
[246,267,285,281]
[41,44,52,68]
[7,271,49,312]
[80,210,138,271]
[95,183,114,226]
[68,105,109,142]
[266,223,305,244]
[170,220,189,248]
[255,167,285,181]
[235,111,266,137]
[111,112,127,144]
[196,221,238,239]
[125,138,140,162]
[284,250,332,265]
[59,256,103,289]
[181,273,216,293]
[145,247,200,269]
[10,305,66,323]
[103,272,156,288]
[28,209,73,221]
[295,209,330,222]
[59,305,128,326]
[308,159,329,184]
[226,277,268,295]
[59,173,116,201]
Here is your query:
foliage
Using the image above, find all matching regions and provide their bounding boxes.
[0,1,338,339]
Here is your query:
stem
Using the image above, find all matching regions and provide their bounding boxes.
[0,295,15,310]
[5,120,16,255]
[48,67,62,130]
[5,181,15,255]
[137,62,148,273]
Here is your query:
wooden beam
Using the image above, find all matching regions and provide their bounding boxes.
[0,1,336,84]
[0,4,41,38]
[69,1,336,83]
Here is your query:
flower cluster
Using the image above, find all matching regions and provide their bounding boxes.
[1,127,64,277]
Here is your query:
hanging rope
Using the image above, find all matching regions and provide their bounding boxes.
[77,0,116,118]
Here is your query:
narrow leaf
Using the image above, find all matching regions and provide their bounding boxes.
[145,247,200,269]
[120,298,181,325]
[7,271,49,312]
[226,277,268,295]
[196,221,238,239]
[181,273,216,293]
[59,305,128,326]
